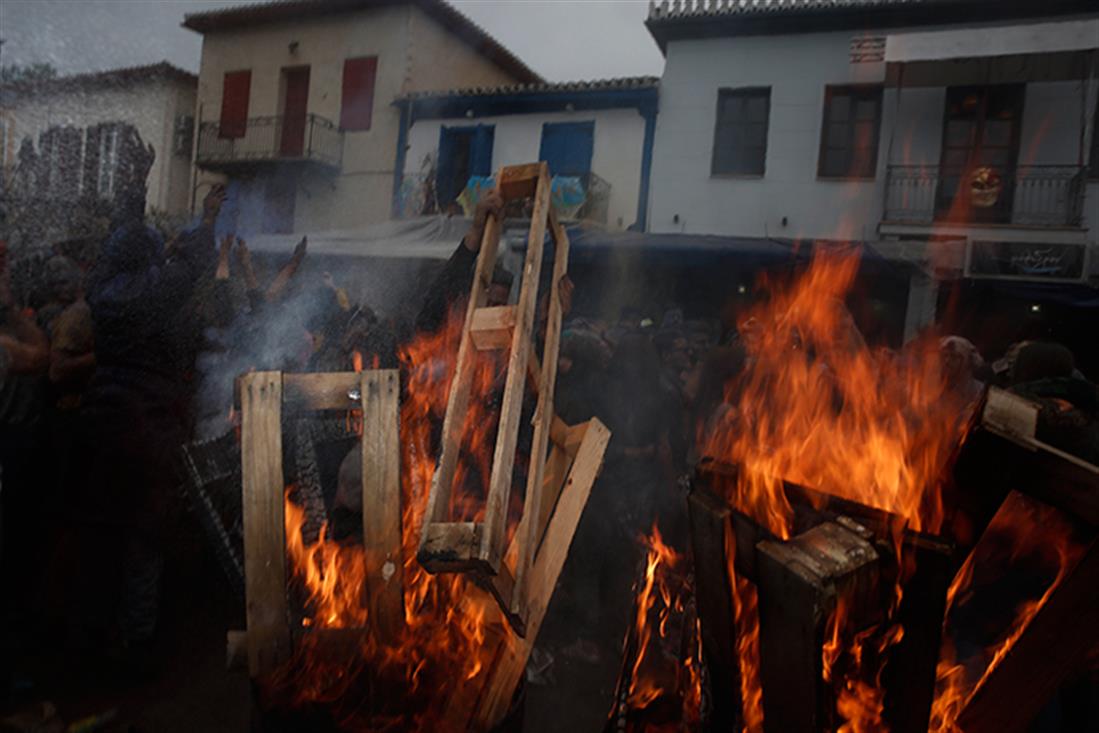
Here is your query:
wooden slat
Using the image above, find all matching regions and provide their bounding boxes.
[473,417,611,728]
[240,371,290,676]
[419,211,502,547]
[417,521,482,572]
[479,163,551,572]
[234,372,362,411]
[956,531,1099,733]
[687,487,742,733]
[470,305,516,351]
[360,369,404,642]
[510,208,570,621]
[497,162,543,200]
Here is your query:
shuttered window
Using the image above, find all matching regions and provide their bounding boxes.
[712,87,770,176]
[341,57,378,131]
[818,85,883,179]
[219,70,251,139]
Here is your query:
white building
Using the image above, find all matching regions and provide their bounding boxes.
[396,78,659,230]
[645,1,1098,273]
[183,0,541,234]
[0,62,198,216]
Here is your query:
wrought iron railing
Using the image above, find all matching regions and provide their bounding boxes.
[195,114,342,169]
[883,164,1086,228]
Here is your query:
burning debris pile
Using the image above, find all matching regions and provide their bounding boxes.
[613,248,1098,733]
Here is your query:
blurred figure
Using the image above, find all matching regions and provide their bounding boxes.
[70,176,226,666]
[940,335,986,406]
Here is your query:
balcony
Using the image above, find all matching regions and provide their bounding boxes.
[195,114,342,174]
[883,164,1086,230]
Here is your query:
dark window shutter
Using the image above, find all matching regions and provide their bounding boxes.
[220,70,251,139]
[340,57,377,131]
[83,125,102,197]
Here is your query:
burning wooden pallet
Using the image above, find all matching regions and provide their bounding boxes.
[417,162,604,636]
[688,460,953,733]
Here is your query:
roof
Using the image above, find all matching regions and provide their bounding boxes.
[395,76,660,121]
[645,0,1099,52]
[0,61,196,97]
[399,76,659,101]
[183,0,541,84]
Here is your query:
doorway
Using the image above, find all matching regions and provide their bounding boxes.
[280,66,311,157]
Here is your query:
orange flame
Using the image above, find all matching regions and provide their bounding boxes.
[703,247,973,730]
[264,304,514,729]
[929,493,1087,733]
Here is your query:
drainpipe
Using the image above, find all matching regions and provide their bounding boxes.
[634,102,657,232]
[392,99,411,219]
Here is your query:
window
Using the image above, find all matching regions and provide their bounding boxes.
[712,87,770,176]
[818,85,883,179]
[539,121,595,177]
[436,124,494,209]
[173,115,194,157]
[341,57,378,131]
[82,123,121,199]
[38,126,83,199]
[1090,96,1099,179]
[219,70,251,139]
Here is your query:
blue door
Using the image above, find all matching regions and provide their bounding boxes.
[538,121,595,177]
[436,124,494,209]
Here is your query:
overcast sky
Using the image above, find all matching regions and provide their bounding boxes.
[0,0,664,81]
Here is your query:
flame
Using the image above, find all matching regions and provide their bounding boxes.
[703,247,973,731]
[352,350,363,373]
[929,493,1087,733]
[262,304,514,729]
[621,525,703,730]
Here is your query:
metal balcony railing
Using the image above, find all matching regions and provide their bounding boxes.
[195,114,342,171]
[883,164,1086,228]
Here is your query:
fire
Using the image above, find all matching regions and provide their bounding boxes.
[929,493,1087,733]
[261,304,513,729]
[620,525,703,731]
[702,247,973,731]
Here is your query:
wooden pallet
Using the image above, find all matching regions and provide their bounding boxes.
[237,369,402,676]
[416,162,600,636]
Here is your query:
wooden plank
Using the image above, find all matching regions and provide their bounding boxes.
[240,371,290,677]
[473,417,611,729]
[234,372,362,411]
[470,305,516,351]
[882,532,954,733]
[360,369,404,642]
[479,163,551,573]
[755,522,880,733]
[417,521,482,572]
[510,206,570,622]
[956,532,1099,733]
[419,211,502,554]
[687,487,743,733]
[497,162,544,200]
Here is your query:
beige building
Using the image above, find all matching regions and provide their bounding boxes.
[0,62,198,217]
[184,0,541,234]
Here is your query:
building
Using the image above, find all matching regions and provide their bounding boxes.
[0,61,198,220]
[183,0,541,235]
[644,0,1099,348]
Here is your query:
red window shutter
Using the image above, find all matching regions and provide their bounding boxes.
[341,57,377,131]
[219,70,251,139]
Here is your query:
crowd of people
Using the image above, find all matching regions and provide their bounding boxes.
[2,145,1099,713]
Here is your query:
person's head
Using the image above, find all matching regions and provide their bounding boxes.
[488,264,512,307]
[1011,341,1075,385]
[655,329,692,373]
[44,255,83,305]
[940,336,983,386]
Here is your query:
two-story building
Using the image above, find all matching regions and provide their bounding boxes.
[183,0,542,234]
[394,77,659,231]
[0,61,197,221]
[644,0,1099,350]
